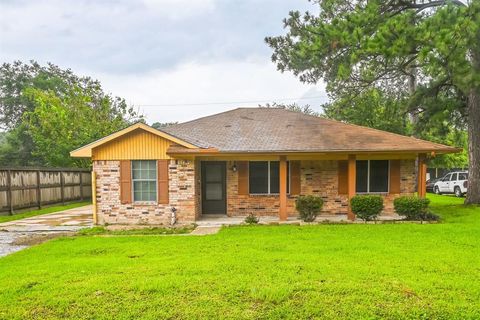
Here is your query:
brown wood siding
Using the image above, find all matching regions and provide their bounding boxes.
[290,161,301,195]
[119,160,132,204]
[93,129,173,160]
[389,160,401,194]
[337,160,348,195]
[237,161,249,195]
[157,160,169,204]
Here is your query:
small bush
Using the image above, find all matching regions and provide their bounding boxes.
[394,196,435,221]
[295,195,324,222]
[350,195,384,222]
[244,213,259,224]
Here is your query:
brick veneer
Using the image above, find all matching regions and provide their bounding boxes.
[93,160,196,225]
[93,158,416,224]
[225,159,416,217]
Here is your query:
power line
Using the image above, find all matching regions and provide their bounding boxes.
[136,95,329,107]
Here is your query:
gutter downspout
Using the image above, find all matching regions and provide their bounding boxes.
[92,171,98,225]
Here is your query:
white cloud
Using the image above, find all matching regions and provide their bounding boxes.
[0,0,326,124]
[141,0,215,19]
[94,58,327,123]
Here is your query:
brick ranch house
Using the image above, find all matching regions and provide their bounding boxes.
[71,108,459,225]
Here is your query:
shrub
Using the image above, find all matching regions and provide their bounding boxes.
[295,195,324,222]
[244,213,259,224]
[350,195,384,222]
[393,196,434,221]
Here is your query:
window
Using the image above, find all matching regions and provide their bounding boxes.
[450,173,457,181]
[249,161,289,194]
[459,173,468,180]
[356,160,389,193]
[132,160,157,202]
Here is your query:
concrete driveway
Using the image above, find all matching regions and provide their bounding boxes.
[0,205,93,257]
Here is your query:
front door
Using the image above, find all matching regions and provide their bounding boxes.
[201,161,227,214]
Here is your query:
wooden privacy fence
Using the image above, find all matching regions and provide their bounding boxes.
[0,167,92,214]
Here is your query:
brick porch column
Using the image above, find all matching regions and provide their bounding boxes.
[347,154,356,221]
[279,155,288,221]
[418,153,427,198]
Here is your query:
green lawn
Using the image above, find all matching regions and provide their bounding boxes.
[0,201,91,224]
[0,195,479,319]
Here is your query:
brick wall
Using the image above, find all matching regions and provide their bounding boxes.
[225,159,416,217]
[382,159,416,214]
[93,158,416,224]
[93,160,196,225]
[301,160,349,215]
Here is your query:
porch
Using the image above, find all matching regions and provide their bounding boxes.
[195,154,426,221]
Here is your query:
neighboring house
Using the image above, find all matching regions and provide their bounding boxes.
[71,108,460,225]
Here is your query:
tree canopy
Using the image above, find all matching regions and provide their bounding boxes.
[266,0,480,203]
[0,61,142,167]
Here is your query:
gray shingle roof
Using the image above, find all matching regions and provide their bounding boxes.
[162,108,458,153]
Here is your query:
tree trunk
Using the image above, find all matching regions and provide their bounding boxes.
[466,23,480,205]
[466,87,480,204]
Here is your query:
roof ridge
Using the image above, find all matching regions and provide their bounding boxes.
[166,107,245,128]
[160,107,460,153]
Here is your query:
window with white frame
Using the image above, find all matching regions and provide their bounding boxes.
[356,160,389,193]
[132,160,157,201]
[249,161,290,194]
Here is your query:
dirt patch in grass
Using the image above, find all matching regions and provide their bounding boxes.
[78,225,195,236]
[11,232,75,246]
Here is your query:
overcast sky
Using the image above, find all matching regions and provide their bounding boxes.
[0,0,327,124]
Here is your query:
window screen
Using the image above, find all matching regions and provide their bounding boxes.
[356,160,368,193]
[249,161,290,194]
[369,160,389,192]
[249,161,269,194]
[356,160,389,193]
[132,160,157,201]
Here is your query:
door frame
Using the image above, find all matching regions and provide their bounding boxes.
[201,161,227,215]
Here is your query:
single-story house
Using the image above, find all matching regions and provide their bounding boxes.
[71,108,460,225]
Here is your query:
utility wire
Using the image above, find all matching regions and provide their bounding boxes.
[136,95,328,107]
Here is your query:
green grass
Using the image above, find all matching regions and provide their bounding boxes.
[0,194,479,319]
[0,201,91,223]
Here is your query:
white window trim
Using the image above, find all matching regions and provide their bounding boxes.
[356,160,390,194]
[131,160,158,203]
[249,161,290,195]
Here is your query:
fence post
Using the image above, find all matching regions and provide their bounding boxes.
[36,170,42,209]
[79,171,84,201]
[60,171,65,205]
[7,170,13,215]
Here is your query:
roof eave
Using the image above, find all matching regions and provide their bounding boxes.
[70,122,200,158]
[166,147,462,156]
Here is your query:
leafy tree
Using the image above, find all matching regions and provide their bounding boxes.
[0,61,142,167]
[0,61,102,129]
[259,102,320,116]
[22,86,140,168]
[0,125,43,166]
[266,0,480,204]
[151,122,178,129]
[323,88,410,135]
